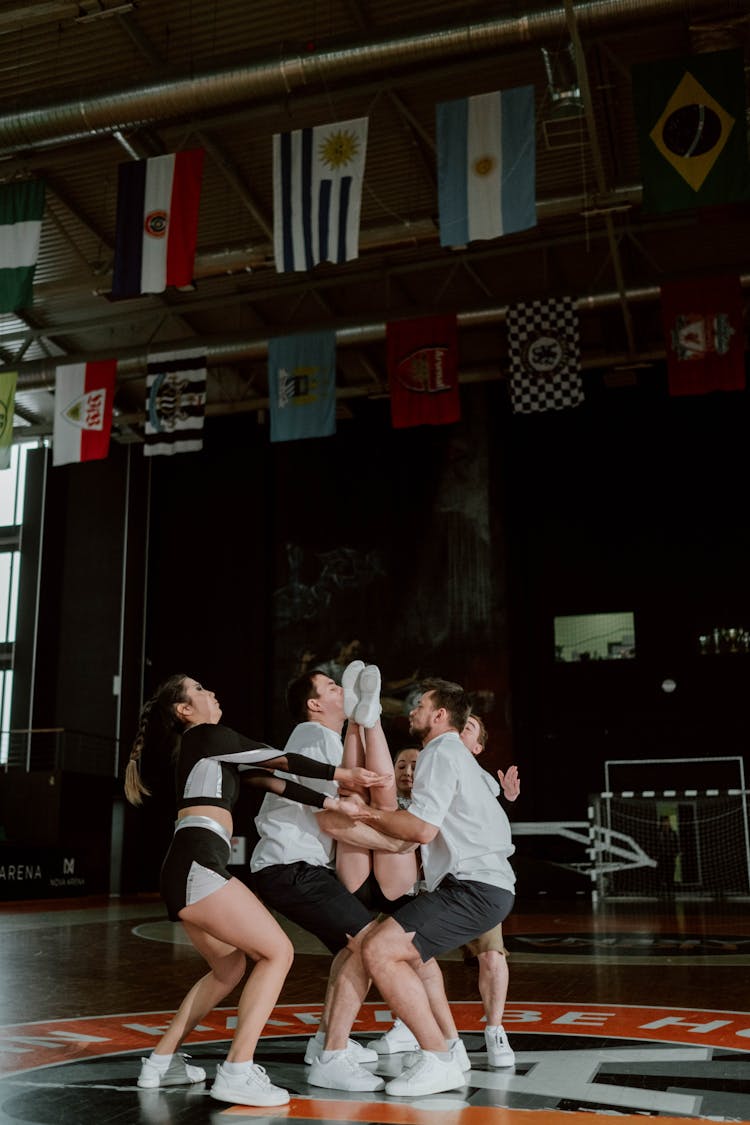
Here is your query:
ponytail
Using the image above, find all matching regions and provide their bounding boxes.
[124,675,189,806]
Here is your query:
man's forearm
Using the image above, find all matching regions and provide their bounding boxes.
[317,810,418,852]
[364,807,435,844]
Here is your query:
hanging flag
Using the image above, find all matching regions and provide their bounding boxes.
[436,86,536,248]
[268,330,336,442]
[112,150,205,298]
[144,349,207,457]
[632,49,750,214]
[507,296,583,414]
[0,371,17,470]
[661,275,745,395]
[387,315,460,429]
[273,117,368,273]
[0,180,45,314]
[53,360,116,467]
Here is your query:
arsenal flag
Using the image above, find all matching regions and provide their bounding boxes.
[661,275,745,395]
[386,314,460,429]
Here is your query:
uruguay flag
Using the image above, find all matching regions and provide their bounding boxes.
[112,150,204,298]
[437,87,536,247]
[273,118,368,273]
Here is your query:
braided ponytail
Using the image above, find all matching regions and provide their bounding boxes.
[124,675,189,806]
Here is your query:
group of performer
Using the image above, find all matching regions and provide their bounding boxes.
[124,660,519,1106]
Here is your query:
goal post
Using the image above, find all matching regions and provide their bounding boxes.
[589,789,750,900]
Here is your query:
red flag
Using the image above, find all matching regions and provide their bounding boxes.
[661,276,745,395]
[53,360,116,466]
[387,315,460,428]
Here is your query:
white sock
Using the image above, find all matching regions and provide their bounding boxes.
[313,1031,326,1046]
[148,1052,173,1069]
[221,1059,254,1075]
[435,1050,452,1061]
[320,1049,345,1062]
[485,1025,499,1033]
[447,1038,460,1048]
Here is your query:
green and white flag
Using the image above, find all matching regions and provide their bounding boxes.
[0,370,17,470]
[0,181,45,313]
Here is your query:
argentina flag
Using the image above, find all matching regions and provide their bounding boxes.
[268,330,336,442]
[437,86,536,247]
[273,118,368,273]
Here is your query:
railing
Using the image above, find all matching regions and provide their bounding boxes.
[3,728,118,776]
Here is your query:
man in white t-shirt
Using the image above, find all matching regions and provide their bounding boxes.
[351,678,516,1098]
[250,669,384,1093]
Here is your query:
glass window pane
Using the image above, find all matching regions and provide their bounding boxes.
[0,443,29,526]
[0,553,11,642]
[0,669,12,765]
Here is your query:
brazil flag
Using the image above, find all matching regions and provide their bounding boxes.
[632,49,749,213]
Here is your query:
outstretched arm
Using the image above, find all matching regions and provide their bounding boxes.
[318,808,419,853]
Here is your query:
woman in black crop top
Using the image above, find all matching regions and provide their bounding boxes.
[124,673,385,1108]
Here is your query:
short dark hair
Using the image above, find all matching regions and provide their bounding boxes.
[286,670,322,724]
[420,677,471,731]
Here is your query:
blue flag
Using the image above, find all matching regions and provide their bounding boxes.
[268,331,336,442]
[437,86,536,247]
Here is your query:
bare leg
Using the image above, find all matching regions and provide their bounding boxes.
[335,721,372,893]
[323,924,374,1051]
[417,958,458,1041]
[362,918,447,1052]
[362,720,418,899]
[477,950,509,1026]
[153,877,294,1063]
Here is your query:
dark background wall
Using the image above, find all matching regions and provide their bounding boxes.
[6,365,750,893]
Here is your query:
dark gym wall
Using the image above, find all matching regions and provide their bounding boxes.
[11,365,750,891]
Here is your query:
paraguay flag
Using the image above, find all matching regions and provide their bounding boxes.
[53,360,116,466]
[437,87,536,248]
[111,150,204,298]
[273,117,368,273]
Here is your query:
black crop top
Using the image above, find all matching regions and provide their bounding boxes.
[175,724,336,812]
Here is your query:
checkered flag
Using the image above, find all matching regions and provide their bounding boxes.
[507,296,584,414]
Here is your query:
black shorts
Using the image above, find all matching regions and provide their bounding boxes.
[252,861,376,954]
[160,819,232,922]
[390,874,514,962]
[353,870,415,916]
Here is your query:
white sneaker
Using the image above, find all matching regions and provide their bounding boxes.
[450,1038,472,1072]
[307,1050,385,1091]
[485,1024,516,1067]
[137,1053,206,1088]
[367,1018,420,1054]
[353,664,382,728]
[385,1050,465,1097]
[342,660,365,718]
[304,1035,378,1065]
[210,1062,289,1107]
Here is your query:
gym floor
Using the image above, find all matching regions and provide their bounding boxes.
[1,894,749,1125]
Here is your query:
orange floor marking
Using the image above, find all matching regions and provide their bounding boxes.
[220,1099,734,1124]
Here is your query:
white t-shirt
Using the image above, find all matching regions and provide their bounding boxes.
[250,722,342,872]
[408,730,515,894]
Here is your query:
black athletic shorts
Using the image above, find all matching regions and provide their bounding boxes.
[252,861,376,953]
[391,873,514,962]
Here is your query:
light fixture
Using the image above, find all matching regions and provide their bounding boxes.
[541,43,584,120]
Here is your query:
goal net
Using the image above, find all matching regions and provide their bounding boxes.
[590,790,750,900]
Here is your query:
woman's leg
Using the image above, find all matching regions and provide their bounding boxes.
[160,877,294,1063]
[335,720,373,893]
[363,721,418,899]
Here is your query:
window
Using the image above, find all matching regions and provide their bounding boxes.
[554,611,636,663]
[0,443,30,764]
